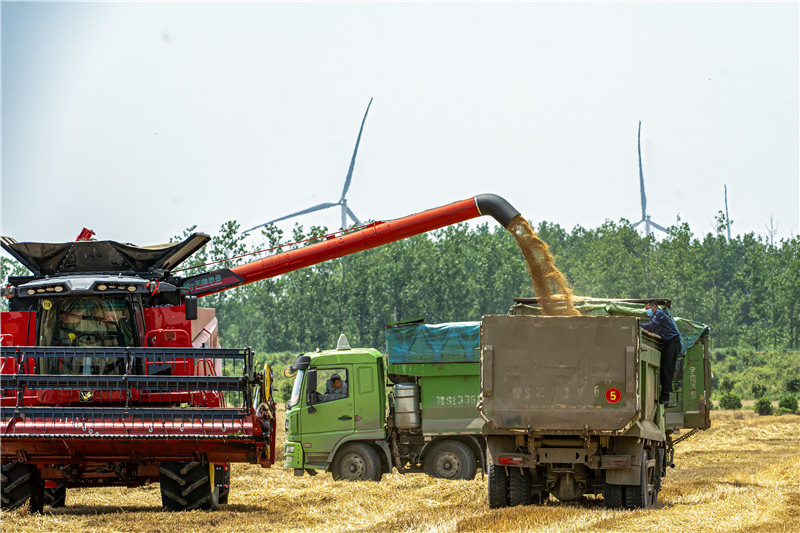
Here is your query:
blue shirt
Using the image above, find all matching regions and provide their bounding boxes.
[641,309,681,342]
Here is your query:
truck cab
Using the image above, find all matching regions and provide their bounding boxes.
[284,339,391,480]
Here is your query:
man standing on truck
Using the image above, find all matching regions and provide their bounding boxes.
[641,300,682,404]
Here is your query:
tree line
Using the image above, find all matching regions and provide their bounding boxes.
[3,214,798,355]
[173,214,799,355]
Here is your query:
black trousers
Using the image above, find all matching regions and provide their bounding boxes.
[660,336,681,401]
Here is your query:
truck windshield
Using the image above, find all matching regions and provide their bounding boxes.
[288,370,305,408]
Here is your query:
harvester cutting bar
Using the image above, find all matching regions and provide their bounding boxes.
[0,406,252,438]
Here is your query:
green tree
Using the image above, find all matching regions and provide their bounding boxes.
[755,397,773,416]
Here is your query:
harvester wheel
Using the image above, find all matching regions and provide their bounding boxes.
[331,443,382,482]
[623,450,656,509]
[1,462,44,513]
[45,483,67,508]
[218,463,231,505]
[487,464,509,509]
[423,441,477,480]
[159,461,219,511]
[508,467,533,506]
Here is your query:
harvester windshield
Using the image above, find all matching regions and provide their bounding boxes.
[38,296,135,373]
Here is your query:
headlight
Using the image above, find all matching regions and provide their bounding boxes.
[285,445,295,454]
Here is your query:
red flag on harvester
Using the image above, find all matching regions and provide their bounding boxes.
[75,228,96,241]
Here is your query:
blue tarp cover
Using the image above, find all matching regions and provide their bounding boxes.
[386,322,480,364]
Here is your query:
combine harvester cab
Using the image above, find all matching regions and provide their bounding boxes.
[0,234,276,512]
[479,298,711,510]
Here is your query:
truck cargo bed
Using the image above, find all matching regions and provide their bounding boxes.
[480,315,644,433]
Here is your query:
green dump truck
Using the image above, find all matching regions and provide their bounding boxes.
[480,298,711,510]
[283,321,485,480]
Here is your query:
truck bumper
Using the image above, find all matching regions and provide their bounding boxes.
[283,440,303,469]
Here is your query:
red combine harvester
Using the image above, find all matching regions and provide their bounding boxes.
[0,194,520,512]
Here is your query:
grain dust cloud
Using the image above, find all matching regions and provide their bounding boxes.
[506,215,579,316]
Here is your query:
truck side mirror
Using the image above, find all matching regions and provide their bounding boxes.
[306,369,318,406]
[184,296,198,321]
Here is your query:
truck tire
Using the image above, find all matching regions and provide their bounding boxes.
[0,462,44,513]
[487,464,509,509]
[602,482,624,509]
[423,441,477,480]
[159,461,219,511]
[623,450,656,509]
[218,463,231,505]
[45,483,67,508]
[331,443,382,482]
[508,468,532,506]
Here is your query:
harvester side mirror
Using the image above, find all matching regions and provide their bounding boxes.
[184,296,198,321]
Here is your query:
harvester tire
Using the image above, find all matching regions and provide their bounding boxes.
[487,464,509,509]
[159,461,219,511]
[331,443,382,482]
[45,483,67,508]
[423,441,477,480]
[1,462,44,513]
[218,463,231,505]
[623,450,656,510]
[508,467,533,506]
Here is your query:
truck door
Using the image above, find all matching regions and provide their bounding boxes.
[300,365,355,467]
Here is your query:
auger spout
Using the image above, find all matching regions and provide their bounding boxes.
[184,194,521,297]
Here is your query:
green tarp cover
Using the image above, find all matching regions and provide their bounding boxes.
[509,297,710,354]
[386,322,480,364]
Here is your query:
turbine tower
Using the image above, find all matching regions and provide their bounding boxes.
[724,184,732,240]
[631,121,668,236]
[244,98,373,234]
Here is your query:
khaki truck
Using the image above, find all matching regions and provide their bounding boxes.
[479,298,711,509]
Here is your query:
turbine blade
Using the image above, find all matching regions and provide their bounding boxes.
[242,202,338,233]
[631,219,644,228]
[340,97,373,202]
[345,205,361,226]
[650,220,669,233]
[638,120,647,220]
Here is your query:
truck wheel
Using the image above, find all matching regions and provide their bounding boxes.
[509,468,533,506]
[623,450,656,509]
[487,464,509,509]
[423,441,477,480]
[159,461,219,511]
[603,482,624,509]
[45,483,67,508]
[331,443,382,482]
[218,463,231,505]
[1,462,44,513]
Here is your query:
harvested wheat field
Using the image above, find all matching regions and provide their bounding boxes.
[2,411,799,533]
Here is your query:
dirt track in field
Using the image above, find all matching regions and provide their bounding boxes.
[2,411,799,533]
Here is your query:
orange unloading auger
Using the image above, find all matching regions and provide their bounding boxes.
[184,194,520,298]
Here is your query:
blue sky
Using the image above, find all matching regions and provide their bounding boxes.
[2,2,798,246]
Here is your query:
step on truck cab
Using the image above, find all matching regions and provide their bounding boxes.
[480,298,711,510]
[283,321,486,481]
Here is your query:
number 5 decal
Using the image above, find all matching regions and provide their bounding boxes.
[605,387,622,404]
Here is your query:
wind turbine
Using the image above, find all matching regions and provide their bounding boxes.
[724,184,732,240]
[243,98,373,234]
[631,121,668,236]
